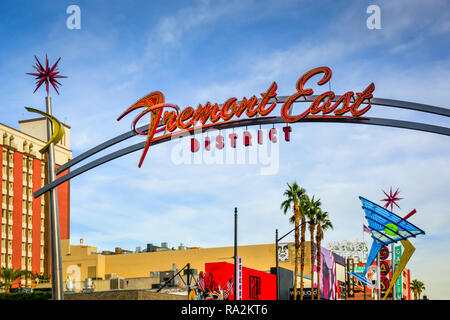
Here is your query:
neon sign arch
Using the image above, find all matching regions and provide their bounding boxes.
[33,66,450,199]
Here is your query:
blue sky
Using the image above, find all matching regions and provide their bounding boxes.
[1,0,449,298]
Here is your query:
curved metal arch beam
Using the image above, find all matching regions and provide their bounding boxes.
[56,97,449,175]
[35,116,450,199]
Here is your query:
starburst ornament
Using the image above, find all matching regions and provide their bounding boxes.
[381,187,403,211]
[27,55,67,95]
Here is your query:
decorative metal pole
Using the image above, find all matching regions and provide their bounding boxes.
[27,55,67,300]
[45,96,64,300]
[376,252,381,300]
[391,243,395,300]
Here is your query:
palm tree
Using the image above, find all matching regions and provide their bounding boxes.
[33,272,50,283]
[410,279,425,300]
[315,210,333,300]
[0,267,34,292]
[306,196,321,300]
[298,194,311,300]
[289,192,310,300]
[281,182,306,300]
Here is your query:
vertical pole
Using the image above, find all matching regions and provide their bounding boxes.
[364,283,366,300]
[187,263,191,296]
[376,251,381,300]
[186,263,191,290]
[275,229,279,300]
[45,96,64,300]
[391,243,395,300]
[234,207,238,300]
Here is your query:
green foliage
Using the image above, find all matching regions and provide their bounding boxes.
[0,267,35,291]
[410,279,426,299]
[0,291,52,300]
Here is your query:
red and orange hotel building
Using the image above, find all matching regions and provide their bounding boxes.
[1,118,71,288]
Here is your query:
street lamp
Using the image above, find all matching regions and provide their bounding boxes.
[27,55,67,300]
[275,226,298,300]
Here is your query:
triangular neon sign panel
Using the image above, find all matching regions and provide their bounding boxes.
[359,196,425,245]
[347,197,425,289]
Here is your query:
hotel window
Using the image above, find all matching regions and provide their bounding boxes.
[27,230,32,238]
[22,214,26,223]
[28,216,32,225]
[27,243,31,252]
[8,240,12,249]
[8,182,13,192]
[7,226,12,234]
[41,205,44,215]
[1,224,5,233]
[8,168,13,176]
[28,188,32,198]
[2,165,6,175]
[40,218,44,227]
[22,228,26,237]
[27,257,31,265]
[23,200,26,208]
[8,211,12,220]
[8,196,12,204]
[23,158,27,168]
[28,201,32,211]
[22,242,26,251]
[2,194,5,203]
[7,255,12,265]
[1,239,5,248]
[8,153,13,162]
[40,245,44,255]
[21,256,25,265]
[40,232,44,241]
[2,180,6,189]
[28,159,32,168]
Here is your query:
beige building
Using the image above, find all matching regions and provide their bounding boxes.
[61,239,317,292]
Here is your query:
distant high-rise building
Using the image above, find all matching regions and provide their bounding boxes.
[1,118,72,287]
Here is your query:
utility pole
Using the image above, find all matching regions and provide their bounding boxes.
[275,229,279,300]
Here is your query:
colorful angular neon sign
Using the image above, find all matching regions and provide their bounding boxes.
[349,196,425,300]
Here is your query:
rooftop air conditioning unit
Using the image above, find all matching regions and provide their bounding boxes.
[110,277,125,290]
[160,271,175,286]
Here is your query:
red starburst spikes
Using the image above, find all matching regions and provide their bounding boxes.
[27,55,67,95]
[381,187,403,211]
